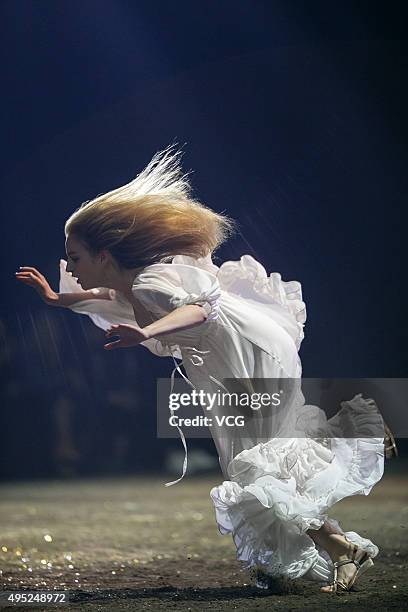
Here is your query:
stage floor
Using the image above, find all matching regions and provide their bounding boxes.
[1,462,407,610]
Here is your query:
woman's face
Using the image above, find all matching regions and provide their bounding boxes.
[65,234,106,290]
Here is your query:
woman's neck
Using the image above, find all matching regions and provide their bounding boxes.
[102,264,145,297]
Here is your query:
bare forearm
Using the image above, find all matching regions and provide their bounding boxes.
[143,304,207,338]
[52,289,113,308]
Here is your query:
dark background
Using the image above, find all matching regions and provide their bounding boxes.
[1,0,406,479]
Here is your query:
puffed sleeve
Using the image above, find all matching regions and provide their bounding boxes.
[132,263,221,322]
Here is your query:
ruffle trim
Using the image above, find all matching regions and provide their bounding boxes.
[210,393,384,578]
[217,255,306,350]
[210,479,322,578]
[172,253,306,350]
[169,283,221,321]
[211,440,335,540]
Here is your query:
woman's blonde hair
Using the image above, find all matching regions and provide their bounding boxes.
[65,143,236,269]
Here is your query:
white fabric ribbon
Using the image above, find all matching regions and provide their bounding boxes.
[164,345,227,486]
[164,346,209,487]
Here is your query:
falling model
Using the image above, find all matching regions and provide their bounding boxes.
[16,144,393,593]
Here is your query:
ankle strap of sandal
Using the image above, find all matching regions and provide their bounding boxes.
[333,544,368,570]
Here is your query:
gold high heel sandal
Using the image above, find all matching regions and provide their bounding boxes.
[322,543,374,593]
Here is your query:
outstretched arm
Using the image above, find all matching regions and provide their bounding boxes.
[144,303,207,337]
[54,290,113,307]
[15,266,113,307]
[104,304,207,350]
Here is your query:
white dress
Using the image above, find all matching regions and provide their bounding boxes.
[59,253,385,584]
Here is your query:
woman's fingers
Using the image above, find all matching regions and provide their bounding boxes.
[17,268,40,278]
[16,272,39,285]
[17,267,45,282]
[104,325,122,347]
[18,266,40,273]
[104,324,143,349]
[104,340,122,350]
[16,271,37,279]
[105,329,119,337]
[15,274,35,283]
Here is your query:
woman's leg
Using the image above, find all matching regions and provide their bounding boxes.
[306,520,350,557]
[306,521,370,592]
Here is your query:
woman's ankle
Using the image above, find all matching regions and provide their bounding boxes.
[324,533,352,560]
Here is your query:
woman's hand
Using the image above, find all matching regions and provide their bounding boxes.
[15,266,59,305]
[104,323,150,350]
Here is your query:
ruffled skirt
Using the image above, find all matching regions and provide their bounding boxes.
[210,393,385,583]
